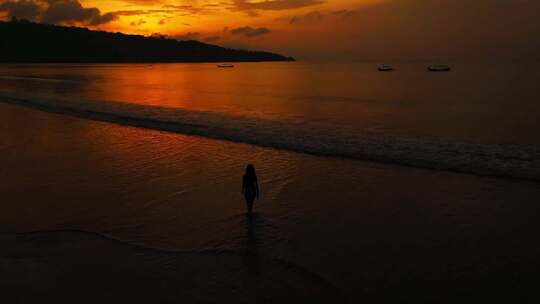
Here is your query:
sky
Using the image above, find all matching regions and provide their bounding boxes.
[1,0,540,61]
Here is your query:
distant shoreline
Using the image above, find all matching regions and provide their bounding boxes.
[0,20,294,63]
[0,59,295,64]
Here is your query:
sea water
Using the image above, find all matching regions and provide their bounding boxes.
[2,62,540,301]
[0,62,539,180]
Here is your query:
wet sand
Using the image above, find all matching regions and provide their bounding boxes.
[2,103,540,303]
[0,228,340,304]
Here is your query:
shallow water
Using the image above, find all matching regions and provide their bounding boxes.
[2,103,540,302]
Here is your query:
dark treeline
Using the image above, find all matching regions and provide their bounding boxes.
[0,19,294,63]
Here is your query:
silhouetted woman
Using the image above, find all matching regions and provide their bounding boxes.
[242,164,259,214]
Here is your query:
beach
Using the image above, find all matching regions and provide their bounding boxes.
[2,102,540,303]
[2,0,540,299]
[1,229,340,304]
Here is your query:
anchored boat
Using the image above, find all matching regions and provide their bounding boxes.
[428,64,451,72]
[378,64,394,71]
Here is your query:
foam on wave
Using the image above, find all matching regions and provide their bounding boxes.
[1,91,539,181]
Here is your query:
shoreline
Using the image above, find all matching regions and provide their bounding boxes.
[1,96,538,183]
[2,103,540,302]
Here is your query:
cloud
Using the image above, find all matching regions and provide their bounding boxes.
[275,0,540,61]
[0,0,41,20]
[109,10,146,17]
[358,0,540,59]
[130,18,146,26]
[230,26,270,37]
[162,4,218,15]
[332,9,357,18]
[289,10,323,24]
[163,4,200,13]
[41,0,116,25]
[121,0,166,4]
[285,9,358,25]
[232,0,323,11]
[0,0,116,26]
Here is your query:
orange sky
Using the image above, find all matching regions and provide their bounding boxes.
[81,0,380,31]
[79,0,382,57]
[1,0,540,61]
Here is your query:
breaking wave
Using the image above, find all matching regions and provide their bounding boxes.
[1,91,539,181]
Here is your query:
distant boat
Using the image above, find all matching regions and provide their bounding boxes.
[217,63,234,68]
[378,64,393,71]
[428,64,451,72]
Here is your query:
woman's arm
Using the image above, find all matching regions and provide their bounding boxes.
[241,177,246,194]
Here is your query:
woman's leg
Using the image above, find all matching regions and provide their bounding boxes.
[245,197,254,214]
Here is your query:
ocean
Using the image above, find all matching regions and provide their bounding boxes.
[1,62,539,180]
[1,62,540,302]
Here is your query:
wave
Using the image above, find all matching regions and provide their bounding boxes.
[1,91,539,181]
[0,75,83,83]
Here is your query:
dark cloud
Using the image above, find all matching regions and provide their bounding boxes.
[130,18,146,26]
[162,4,217,15]
[289,10,323,24]
[332,9,357,18]
[0,0,41,20]
[41,0,116,25]
[110,10,146,17]
[232,0,323,11]
[230,26,270,37]
[278,0,540,61]
[163,4,199,12]
[286,9,355,25]
[108,8,189,19]
[350,0,540,60]
[121,0,166,4]
[0,0,116,26]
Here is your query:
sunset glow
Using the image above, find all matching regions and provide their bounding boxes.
[2,0,540,61]
[3,0,540,302]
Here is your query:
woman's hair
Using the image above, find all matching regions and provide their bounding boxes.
[244,164,257,181]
